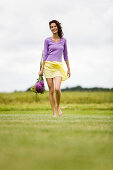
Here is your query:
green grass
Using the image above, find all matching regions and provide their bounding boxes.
[0,92,113,170]
[0,91,113,104]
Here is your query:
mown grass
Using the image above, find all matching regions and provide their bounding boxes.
[0,91,113,170]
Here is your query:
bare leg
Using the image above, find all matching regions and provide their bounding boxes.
[54,76,62,116]
[46,78,57,117]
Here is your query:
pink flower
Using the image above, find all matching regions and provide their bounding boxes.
[39,80,44,87]
[35,82,44,93]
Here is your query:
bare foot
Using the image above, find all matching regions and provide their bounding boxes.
[53,114,57,117]
[57,107,62,117]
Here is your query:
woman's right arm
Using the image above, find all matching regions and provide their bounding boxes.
[38,39,48,76]
[38,60,45,76]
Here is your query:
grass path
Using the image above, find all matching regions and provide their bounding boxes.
[0,106,113,170]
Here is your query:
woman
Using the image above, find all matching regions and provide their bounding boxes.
[38,20,71,117]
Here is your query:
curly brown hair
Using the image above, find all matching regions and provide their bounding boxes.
[49,20,64,38]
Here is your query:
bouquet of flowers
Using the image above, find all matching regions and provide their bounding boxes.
[30,50,45,95]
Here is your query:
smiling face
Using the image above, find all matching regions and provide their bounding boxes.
[50,23,58,34]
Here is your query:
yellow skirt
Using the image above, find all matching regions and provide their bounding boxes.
[43,61,68,81]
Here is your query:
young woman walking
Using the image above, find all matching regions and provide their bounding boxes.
[38,20,71,117]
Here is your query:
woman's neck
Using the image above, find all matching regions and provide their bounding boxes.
[52,33,60,39]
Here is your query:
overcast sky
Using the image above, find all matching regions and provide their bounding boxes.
[0,0,113,92]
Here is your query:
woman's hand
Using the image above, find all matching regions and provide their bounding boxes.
[38,70,43,76]
[67,69,71,78]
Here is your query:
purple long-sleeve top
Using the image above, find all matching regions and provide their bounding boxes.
[43,36,69,62]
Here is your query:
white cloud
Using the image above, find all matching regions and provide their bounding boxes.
[0,0,113,92]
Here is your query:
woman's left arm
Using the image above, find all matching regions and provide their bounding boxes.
[63,38,71,78]
[65,60,71,78]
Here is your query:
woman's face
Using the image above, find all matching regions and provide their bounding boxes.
[50,23,58,34]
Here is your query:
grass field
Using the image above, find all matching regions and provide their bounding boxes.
[0,91,113,170]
